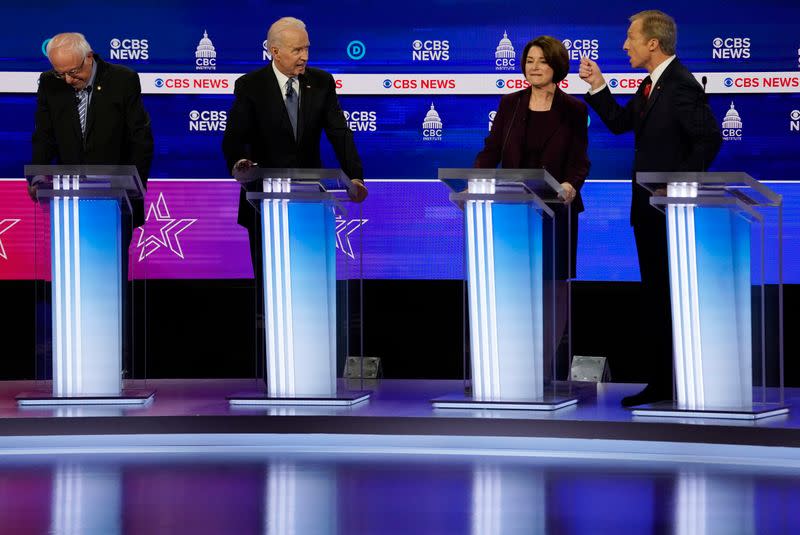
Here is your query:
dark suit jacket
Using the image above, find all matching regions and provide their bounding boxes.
[474,86,590,213]
[31,55,154,228]
[222,65,363,228]
[585,58,721,224]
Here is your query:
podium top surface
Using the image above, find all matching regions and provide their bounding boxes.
[438,168,562,199]
[236,167,351,192]
[24,165,145,197]
[636,172,781,206]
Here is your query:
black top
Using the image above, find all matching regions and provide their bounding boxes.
[521,108,560,169]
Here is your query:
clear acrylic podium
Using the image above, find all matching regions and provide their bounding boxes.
[228,168,369,407]
[634,172,788,420]
[433,169,578,410]
[20,165,153,406]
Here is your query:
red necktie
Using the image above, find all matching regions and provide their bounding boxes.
[643,80,652,99]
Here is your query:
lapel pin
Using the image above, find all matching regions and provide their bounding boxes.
[96,85,102,91]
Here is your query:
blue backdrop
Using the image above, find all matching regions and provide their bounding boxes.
[1,0,798,281]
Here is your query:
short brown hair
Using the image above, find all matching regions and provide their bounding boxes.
[521,36,570,84]
[630,10,677,55]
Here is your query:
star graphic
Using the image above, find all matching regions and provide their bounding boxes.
[0,218,21,260]
[136,193,197,261]
[335,215,368,259]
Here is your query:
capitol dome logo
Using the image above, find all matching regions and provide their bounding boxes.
[195,30,217,71]
[422,103,443,141]
[494,31,515,71]
[721,101,743,141]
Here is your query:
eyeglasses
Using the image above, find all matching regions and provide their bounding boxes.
[54,57,86,80]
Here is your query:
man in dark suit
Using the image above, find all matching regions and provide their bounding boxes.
[222,17,366,383]
[31,32,154,232]
[30,32,154,379]
[579,10,721,407]
[223,17,366,230]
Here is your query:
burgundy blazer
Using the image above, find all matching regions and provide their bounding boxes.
[475,86,590,213]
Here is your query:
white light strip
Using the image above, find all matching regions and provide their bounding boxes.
[7,433,800,468]
[686,204,704,405]
[483,196,501,397]
[17,394,154,406]
[281,180,296,397]
[474,190,491,399]
[465,200,483,400]
[228,394,369,406]
[433,399,578,410]
[271,190,287,396]
[667,204,686,407]
[4,71,800,95]
[71,178,83,394]
[52,178,64,397]
[63,179,74,397]
[261,183,278,396]
[676,203,696,408]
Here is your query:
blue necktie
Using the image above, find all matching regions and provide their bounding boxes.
[77,86,91,138]
[285,78,298,139]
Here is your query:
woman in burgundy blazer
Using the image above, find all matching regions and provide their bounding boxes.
[475,35,590,279]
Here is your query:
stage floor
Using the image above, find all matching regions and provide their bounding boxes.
[0,379,798,467]
[2,379,800,534]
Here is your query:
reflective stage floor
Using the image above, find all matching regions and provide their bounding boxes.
[0,379,799,534]
[2,451,800,534]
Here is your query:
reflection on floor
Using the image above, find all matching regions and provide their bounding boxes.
[1,452,799,535]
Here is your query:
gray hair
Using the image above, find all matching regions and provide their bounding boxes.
[266,17,306,49]
[46,32,93,60]
[630,10,677,56]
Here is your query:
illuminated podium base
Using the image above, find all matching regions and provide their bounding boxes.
[432,391,578,411]
[632,402,790,421]
[16,389,155,407]
[227,390,371,407]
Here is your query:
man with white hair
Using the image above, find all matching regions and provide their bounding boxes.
[223,17,366,385]
[223,16,366,215]
[30,33,154,380]
[31,32,154,231]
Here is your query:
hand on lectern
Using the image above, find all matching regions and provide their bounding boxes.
[27,175,47,201]
[559,182,577,204]
[232,159,257,181]
[347,179,368,203]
